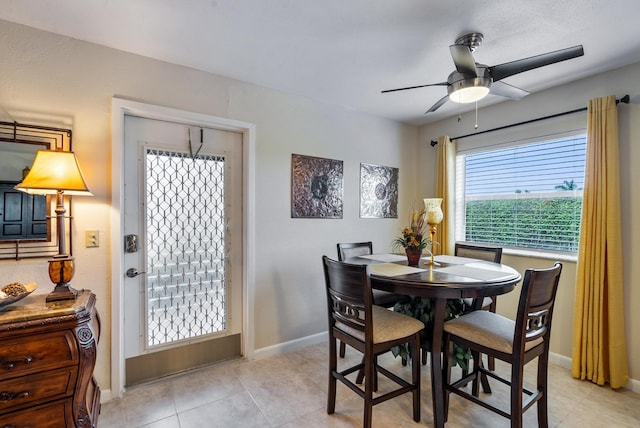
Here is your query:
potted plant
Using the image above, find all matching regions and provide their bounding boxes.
[392,207,430,266]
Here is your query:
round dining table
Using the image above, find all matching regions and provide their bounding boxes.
[345,253,522,428]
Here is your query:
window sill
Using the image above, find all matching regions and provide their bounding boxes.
[502,247,578,263]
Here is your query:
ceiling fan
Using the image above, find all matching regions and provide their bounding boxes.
[382,33,584,113]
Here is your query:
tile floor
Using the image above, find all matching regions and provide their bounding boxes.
[99,343,640,427]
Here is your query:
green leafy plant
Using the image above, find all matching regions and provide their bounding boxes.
[391,296,472,369]
[393,207,429,251]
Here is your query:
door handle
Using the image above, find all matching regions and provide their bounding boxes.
[126,268,146,278]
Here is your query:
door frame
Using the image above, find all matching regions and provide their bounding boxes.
[110,98,256,398]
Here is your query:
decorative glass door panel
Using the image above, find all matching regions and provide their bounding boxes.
[145,149,227,347]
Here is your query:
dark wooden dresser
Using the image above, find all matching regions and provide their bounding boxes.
[0,290,100,427]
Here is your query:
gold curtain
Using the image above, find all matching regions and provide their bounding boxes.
[435,135,456,255]
[571,95,628,388]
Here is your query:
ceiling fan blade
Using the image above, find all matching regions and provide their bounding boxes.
[489,45,584,82]
[425,95,449,114]
[381,82,447,93]
[489,81,530,100]
[449,44,477,76]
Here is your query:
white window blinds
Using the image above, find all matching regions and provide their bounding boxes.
[455,134,586,252]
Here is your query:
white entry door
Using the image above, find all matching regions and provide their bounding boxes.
[123,115,243,385]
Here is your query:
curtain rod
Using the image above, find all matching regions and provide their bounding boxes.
[430,94,630,146]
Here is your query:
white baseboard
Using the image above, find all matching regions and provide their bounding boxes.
[254,331,327,360]
[550,351,640,393]
[549,351,572,370]
[100,388,113,404]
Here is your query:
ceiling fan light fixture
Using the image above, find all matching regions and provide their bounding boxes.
[448,77,491,103]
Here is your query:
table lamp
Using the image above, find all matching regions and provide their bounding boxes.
[15,150,92,302]
[423,198,443,266]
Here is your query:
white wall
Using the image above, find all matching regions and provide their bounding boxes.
[0,20,419,395]
[419,63,640,388]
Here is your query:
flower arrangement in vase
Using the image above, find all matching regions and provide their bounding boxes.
[392,207,430,266]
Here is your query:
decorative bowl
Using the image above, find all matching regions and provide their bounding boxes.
[0,282,37,309]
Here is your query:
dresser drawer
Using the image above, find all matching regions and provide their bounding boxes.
[0,369,76,413]
[0,331,78,379]
[0,398,73,428]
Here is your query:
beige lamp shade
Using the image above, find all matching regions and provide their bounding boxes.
[14,150,92,196]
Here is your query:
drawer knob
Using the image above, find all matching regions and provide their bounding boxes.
[3,356,33,370]
[0,390,29,402]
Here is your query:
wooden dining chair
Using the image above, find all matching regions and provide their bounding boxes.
[336,241,374,262]
[455,242,503,371]
[322,256,423,428]
[336,242,409,357]
[455,242,503,311]
[443,262,563,428]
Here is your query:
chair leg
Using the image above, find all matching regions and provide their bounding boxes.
[339,340,346,358]
[510,361,525,428]
[412,332,421,422]
[471,350,482,397]
[537,354,550,428]
[327,337,337,414]
[488,300,497,371]
[478,357,492,394]
[356,356,365,384]
[355,355,379,392]
[374,355,379,392]
[443,335,454,422]
[487,354,496,371]
[363,354,375,428]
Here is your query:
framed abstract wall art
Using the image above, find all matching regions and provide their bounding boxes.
[359,163,398,218]
[291,154,343,218]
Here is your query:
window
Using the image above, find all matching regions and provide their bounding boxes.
[455,134,586,253]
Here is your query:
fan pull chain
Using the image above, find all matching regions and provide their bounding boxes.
[474,101,479,129]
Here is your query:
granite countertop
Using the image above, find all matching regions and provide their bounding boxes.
[0,289,93,326]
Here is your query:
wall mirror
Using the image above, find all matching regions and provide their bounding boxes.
[0,121,73,260]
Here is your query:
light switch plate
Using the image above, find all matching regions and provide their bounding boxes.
[85,230,99,248]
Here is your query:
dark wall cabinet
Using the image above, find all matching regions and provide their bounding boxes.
[0,181,48,241]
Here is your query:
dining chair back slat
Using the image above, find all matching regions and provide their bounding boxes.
[337,241,374,261]
[454,242,502,263]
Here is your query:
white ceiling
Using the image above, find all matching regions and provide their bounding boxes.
[1,0,639,125]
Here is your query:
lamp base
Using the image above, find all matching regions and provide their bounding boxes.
[46,256,77,302]
[46,283,79,302]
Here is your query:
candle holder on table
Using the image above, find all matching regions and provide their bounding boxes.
[423,198,443,266]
